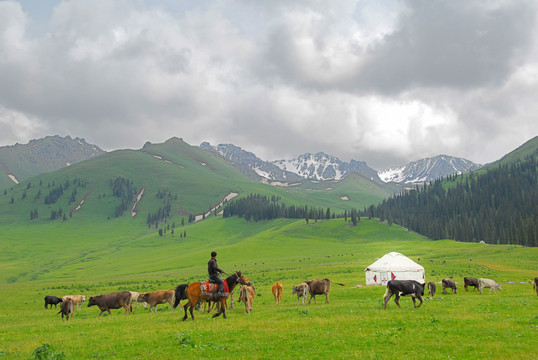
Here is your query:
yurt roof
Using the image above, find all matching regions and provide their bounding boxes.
[364,252,424,272]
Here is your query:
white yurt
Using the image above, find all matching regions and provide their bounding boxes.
[364,252,425,286]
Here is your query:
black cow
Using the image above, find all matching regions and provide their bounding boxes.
[383,280,424,309]
[427,282,436,297]
[87,291,132,316]
[534,277,538,296]
[464,277,480,291]
[442,278,457,294]
[44,296,63,309]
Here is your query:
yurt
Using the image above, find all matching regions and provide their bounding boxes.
[364,252,424,286]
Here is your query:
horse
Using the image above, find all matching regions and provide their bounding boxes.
[182,271,250,320]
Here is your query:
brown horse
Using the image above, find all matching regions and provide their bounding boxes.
[182,271,249,320]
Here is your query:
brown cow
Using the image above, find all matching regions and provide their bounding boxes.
[57,297,74,321]
[534,277,538,296]
[464,277,480,291]
[305,278,345,304]
[272,282,283,304]
[61,295,86,310]
[87,291,132,316]
[442,278,457,294]
[427,282,436,297]
[238,284,256,313]
[138,289,175,313]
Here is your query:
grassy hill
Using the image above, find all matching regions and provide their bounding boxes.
[0,137,392,228]
[0,217,536,359]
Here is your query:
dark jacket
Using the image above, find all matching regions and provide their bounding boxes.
[208,258,224,278]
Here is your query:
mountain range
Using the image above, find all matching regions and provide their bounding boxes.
[0,136,484,190]
[200,142,481,186]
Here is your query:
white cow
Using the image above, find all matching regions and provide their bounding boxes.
[292,283,309,305]
[478,278,502,294]
[61,295,86,310]
[128,291,147,308]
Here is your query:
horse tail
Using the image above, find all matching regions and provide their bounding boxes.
[174,284,188,309]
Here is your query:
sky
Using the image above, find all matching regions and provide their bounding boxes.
[1,0,537,170]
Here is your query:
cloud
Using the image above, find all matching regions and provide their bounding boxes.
[0,0,537,170]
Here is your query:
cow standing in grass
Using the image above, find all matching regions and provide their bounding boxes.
[57,297,74,321]
[464,277,480,291]
[138,289,175,313]
[292,283,309,305]
[61,295,85,310]
[478,278,502,295]
[88,291,132,317]
[238,284,256,313]
[305,278,345,304]
[272,282,283,304]
[442,278,457,294]
[534,277,538,296]
[427,282,436,297]
[44,296,62,309]
[383,280,424,309]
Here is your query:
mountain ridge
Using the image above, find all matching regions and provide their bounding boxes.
[0,135,105,189]
[378,155,483,184]
[201,142,481,185]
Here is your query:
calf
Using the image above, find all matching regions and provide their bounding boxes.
[87,291,132,316]
[238,284,256,313]
[138,289,175,313]
[383,280,425,309]
[57,297,74,321]
[427,282,436,297]
[128,291,144,308]
[44,296,62,309]
[61,295,85,310]
[464,277,480,291]
[292,283,309,305]
[442,278,457,294]
[478,278,502,295]
[534,277,538,296]
[305,278,345,304]
[272,282,283,304]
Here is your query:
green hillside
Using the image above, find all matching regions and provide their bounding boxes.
[0,137,391,228]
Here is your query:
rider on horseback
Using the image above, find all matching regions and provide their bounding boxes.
[208,251,226,297]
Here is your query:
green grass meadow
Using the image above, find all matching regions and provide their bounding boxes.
[1,217,537,359]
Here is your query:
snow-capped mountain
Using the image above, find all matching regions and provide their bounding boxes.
[201,142,383,183]
[378,155,482,184]
[201,143,482,185]
[200,142,303,183]
[272,153,381,182]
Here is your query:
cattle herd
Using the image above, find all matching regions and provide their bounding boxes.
[45,276,538,321]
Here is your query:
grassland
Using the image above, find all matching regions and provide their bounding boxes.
[0,217,537,359]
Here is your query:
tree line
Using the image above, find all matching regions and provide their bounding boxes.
[370,155,537,246]
[222,193,360,225]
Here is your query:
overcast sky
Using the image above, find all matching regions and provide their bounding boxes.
[1,0,537,170]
